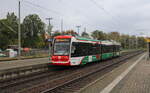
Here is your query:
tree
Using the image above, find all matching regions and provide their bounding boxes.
[137,37,146,48]
[91,30,105,40]
[63,30,78,36]
[22,14,45,48]
[107,32,120,42]
[52,30,61,37]
[0,12,18,49]
[81,31,90,38]
[6,12,18,44]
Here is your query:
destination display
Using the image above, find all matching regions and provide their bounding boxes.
[55,39,70,42]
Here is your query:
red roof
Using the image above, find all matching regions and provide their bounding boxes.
[54,35,74,39]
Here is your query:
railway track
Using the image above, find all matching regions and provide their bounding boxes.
[0,65,78,92]
[41,51,144,93]
[0,50,144,93]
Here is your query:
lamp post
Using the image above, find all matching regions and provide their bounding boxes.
[61,18,63,33]
[18,0,21,59]
[46,17,53,56]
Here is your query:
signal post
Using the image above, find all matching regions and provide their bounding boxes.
[145,38,150,58]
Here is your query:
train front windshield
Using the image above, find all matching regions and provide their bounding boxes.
[53,39,71,55]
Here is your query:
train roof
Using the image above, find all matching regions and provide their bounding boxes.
[54,35,121,45]
[76,37,100,42]
[54,35,73,39]
[101,40,121,46]
[54,35,100,42]
[76,37,121,46]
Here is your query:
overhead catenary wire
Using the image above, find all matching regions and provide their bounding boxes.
[57,0,118,33]
[0,21,16,33]
[89,0,121,29]
[23,0,63,17]
[23,0,114,32]
[22,2,49,17]
[17,0,119,33]
[21,0,65,32]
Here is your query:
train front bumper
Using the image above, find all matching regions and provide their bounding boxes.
[50,61,70,66]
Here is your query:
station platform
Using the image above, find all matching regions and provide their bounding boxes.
[0,58,49,71]
[80,53,150,93]
[109,53,150,93]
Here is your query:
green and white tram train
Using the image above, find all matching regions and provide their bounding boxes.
[50,35,121,66]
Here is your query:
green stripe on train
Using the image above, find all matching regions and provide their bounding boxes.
[92,55,100,61]
[81,52,120,65]
[81,55,100,65]
[101,53,113,59]
[92,56,97,61]
[81,56,89,65]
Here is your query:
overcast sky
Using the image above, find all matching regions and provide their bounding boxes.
[0,0,150,36]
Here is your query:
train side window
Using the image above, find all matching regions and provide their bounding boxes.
[71,42,88,57]
[101,45,105,53]
[71,45,76,54]
[71,43,77,57]
[71,42,101,57]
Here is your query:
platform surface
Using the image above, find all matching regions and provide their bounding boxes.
[0,58,49,71]
[110,54,150,93]
[80,53,150,93]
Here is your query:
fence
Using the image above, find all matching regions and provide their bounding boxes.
[0,51,9,57]
[0,49,49,58]
[21,49,49,56]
